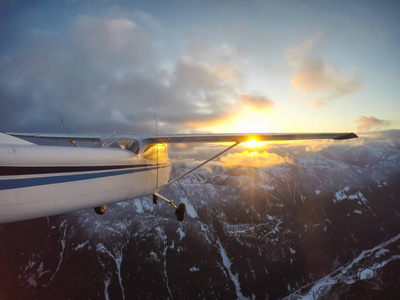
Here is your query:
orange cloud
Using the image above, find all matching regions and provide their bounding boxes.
[239,94,274,110]
[220,150,292,167]
[187,92,275,132]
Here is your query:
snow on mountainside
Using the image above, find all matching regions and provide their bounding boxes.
[286,232,400,299]
[0,131,400,299]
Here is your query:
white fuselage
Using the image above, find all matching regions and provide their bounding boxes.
[0,141,171,223]
[0,130,358,223]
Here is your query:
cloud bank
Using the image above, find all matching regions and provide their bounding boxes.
[220,150,292,168]
[0,11,270,134]
[356,116,392,132]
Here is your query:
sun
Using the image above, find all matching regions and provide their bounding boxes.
[242,138,265,148]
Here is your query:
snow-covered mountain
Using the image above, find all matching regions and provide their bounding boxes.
[286,232,400,299]
[1,131,399,299]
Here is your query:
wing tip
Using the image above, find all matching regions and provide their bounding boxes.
[333,132,358,140]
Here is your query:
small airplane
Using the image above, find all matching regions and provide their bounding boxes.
[0,131,357,223]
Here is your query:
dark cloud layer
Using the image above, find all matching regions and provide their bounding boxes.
[0,9,269,135]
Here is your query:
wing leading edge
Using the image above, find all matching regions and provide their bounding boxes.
[6,132,358,145]
[5,132,103,143]
[143,132,358,144]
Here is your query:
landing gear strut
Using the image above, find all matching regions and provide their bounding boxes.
[151,141,240,222]
[153,193,186,222]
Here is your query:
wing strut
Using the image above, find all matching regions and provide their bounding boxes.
[164,141,240,187]
[153,142,240,222]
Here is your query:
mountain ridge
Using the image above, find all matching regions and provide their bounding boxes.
[0,131,399,299]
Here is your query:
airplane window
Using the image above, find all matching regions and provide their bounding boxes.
[127,140,140,154]
[142,144,157,161]
[109,139,140,154]
[142,144,168,161]
[93,139,115,148]
[93,138,140,154]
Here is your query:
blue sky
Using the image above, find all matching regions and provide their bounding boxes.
[0,0,399,134]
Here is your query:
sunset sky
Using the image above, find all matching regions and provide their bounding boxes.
[0,0,399,135]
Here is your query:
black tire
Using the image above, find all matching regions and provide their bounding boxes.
[175,203,186,222]
[153,194,159,204]
[94,205,107,215]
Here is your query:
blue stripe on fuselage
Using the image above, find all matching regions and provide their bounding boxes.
[0,165,169,191]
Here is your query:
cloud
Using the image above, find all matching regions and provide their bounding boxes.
[220,150,292,168]
[0,13,163,133]
[0,7,273,135]
[185,91,275,132]
[0,11,249,134]
[238,94,274,110]
[356,116,392,132]
[290,59,361,96]
[286,35,361,107]
[71,15,156,74]
[162,57,238,124]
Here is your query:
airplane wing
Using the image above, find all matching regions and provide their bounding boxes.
[142,132,358,144]
[6,131,358,145]
[5,132,104,143]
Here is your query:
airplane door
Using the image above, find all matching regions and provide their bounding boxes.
[157,143,170,187]
[142,143,170,193]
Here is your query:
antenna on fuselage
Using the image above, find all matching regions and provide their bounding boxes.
[108,105,116,136]
[58,113,78,147]
[154,109,159,135]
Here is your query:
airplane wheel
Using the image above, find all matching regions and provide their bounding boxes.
[153,195,159,204]
[94,205,107,215]
[175,203,186,222]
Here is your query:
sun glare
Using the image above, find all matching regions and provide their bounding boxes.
[230,110,272,133]
[242,138,265,148]
[197,109,275,134]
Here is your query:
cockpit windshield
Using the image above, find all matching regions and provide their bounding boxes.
[141,143,168,162]
[94,138,140,154]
